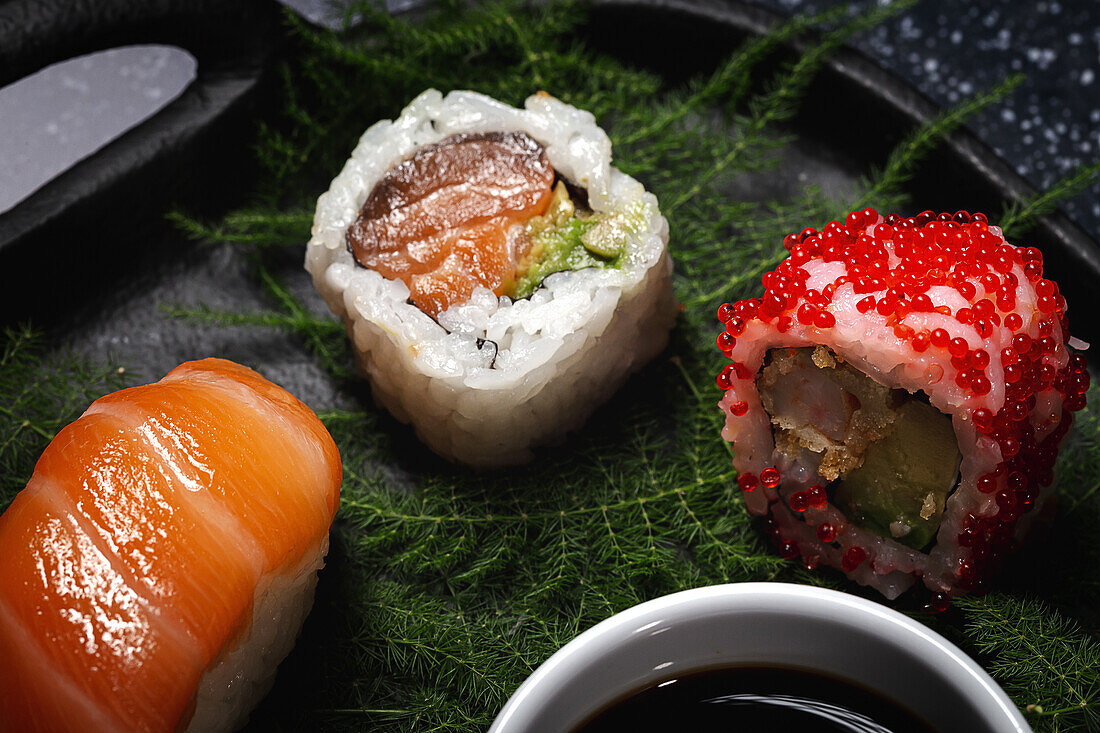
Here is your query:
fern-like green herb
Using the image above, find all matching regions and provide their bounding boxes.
[956,593,1100,731]
[0,326,130,510]
[1000,159,1100,240]
[3,2,1099,731]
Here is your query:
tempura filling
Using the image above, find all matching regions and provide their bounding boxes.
[758,347,961,549]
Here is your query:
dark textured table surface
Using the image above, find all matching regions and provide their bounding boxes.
[3,0,1096,239]
[753,0,1100,243]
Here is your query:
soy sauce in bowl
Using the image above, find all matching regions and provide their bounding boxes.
[574,665,938,733]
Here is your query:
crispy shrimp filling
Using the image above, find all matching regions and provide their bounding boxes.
[758,346,961,549]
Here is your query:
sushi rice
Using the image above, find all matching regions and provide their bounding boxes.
[187,538,327,733]
[306,89,676,466]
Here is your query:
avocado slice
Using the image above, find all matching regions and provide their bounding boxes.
[511,182,643,299]
[832,399,960,550]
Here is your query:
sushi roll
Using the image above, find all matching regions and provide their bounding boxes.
[306,89,676,467]
[0,359,342,732]
[716,209,1088,601]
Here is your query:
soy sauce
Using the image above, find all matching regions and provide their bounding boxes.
[573,666,938,732]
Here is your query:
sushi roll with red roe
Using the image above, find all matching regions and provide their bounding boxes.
[717,208,1088,603]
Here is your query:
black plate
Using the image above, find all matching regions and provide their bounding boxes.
[0,0,1096,727]
[0,0,281,328]
[2,0,1096,343]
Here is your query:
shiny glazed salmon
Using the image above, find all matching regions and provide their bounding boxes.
[0,359,341,732]
[346,131,555,316]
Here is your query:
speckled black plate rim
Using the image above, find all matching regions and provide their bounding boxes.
[593,0,1100,341]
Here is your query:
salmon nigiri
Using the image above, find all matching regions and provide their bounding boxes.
[0,359,342,733]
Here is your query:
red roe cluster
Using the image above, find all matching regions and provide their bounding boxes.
[714,208,1088,606]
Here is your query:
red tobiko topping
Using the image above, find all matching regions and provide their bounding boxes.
[955,370,974,388]
[841,546,867,572]
[806,484,828,508]
[816,522,838,543]
[715,211,1081,593]
[797,303,816,325]
[958,560,981,588]
[760,466,781,488]
[972,408,994,432]
[717,211,1058,369]
[910,293,933,312]
[778,540,800,559]
[912,332,931,352]
[1006,400,1029,421]
[925,593,952,614]
[969,349,990,369]
[995,489,1017,511]
[716,364,735,390]
[947,337,969,358]
[971,375,992,396]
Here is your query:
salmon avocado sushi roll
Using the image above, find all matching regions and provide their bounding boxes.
[0,359,341,732]
[717,209,1087,604]
[307,89,676,467]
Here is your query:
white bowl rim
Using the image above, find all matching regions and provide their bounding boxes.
[490,582,1030,732]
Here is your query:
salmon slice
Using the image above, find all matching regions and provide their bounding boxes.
[0,359,341,732]
[0,486,204,732]
[347,131,555,316]
[91,360,341,572]
[34,411,263,661]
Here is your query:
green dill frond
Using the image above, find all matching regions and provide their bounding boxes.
[1000,159,1100,239]
[854,72,1026,211]
[0,327,130,508]
[617,3,851,148]
[662,2,914,217]
[168,209,315,247]
[957,593,1100,732]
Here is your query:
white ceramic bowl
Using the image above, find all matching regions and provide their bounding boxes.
[490,583,1029,732]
